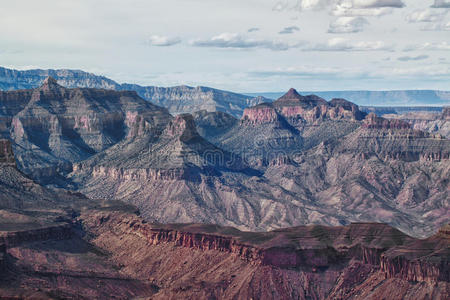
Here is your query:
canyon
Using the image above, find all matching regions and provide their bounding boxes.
[0,79,448,237]
[0,76,448,299]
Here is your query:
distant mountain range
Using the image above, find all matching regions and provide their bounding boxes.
[0,66,266,117]
[1,67,448,118]
[246,90,450,107]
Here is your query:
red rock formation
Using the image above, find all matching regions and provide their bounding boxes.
[241,104,280,125]
[81,211,449,299]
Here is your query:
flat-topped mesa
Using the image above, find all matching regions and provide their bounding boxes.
[164,113,200,142]
[0,139,15,165]
[362,113,412,130]
[329,98,366,120]
[241,103,281,125]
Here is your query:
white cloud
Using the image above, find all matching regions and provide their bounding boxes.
[190,33,296,51]
[328,16,369,33]
[149,35,181,47]
[295,0,334,10]
[250,65,353,78]
[305,37,394,51]
[279,26,300,34]
[397,55,429,61]
[332,5,393,16]
[350,0,405,8]
[404,41,450,51]
[431,0,450,8]
[406,9,448,23]
[248,27,260,32]
[274,0,405,12]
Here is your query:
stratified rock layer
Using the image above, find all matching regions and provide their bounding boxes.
[80,210,450,300]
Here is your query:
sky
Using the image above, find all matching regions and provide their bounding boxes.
[0,0,449,92]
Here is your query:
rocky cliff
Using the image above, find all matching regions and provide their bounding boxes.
[80,210,449,300]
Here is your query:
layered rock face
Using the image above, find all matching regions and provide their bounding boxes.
[2,205,447,299]
[80,210,449,300]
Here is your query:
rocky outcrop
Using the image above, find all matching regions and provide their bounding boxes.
[164,114,200,142]
[0,243,5,272]
[380,254,446,283]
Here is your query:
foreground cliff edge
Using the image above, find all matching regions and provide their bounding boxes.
[1,205,449,299]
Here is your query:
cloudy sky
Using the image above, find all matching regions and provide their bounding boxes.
[1,0,449,92]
